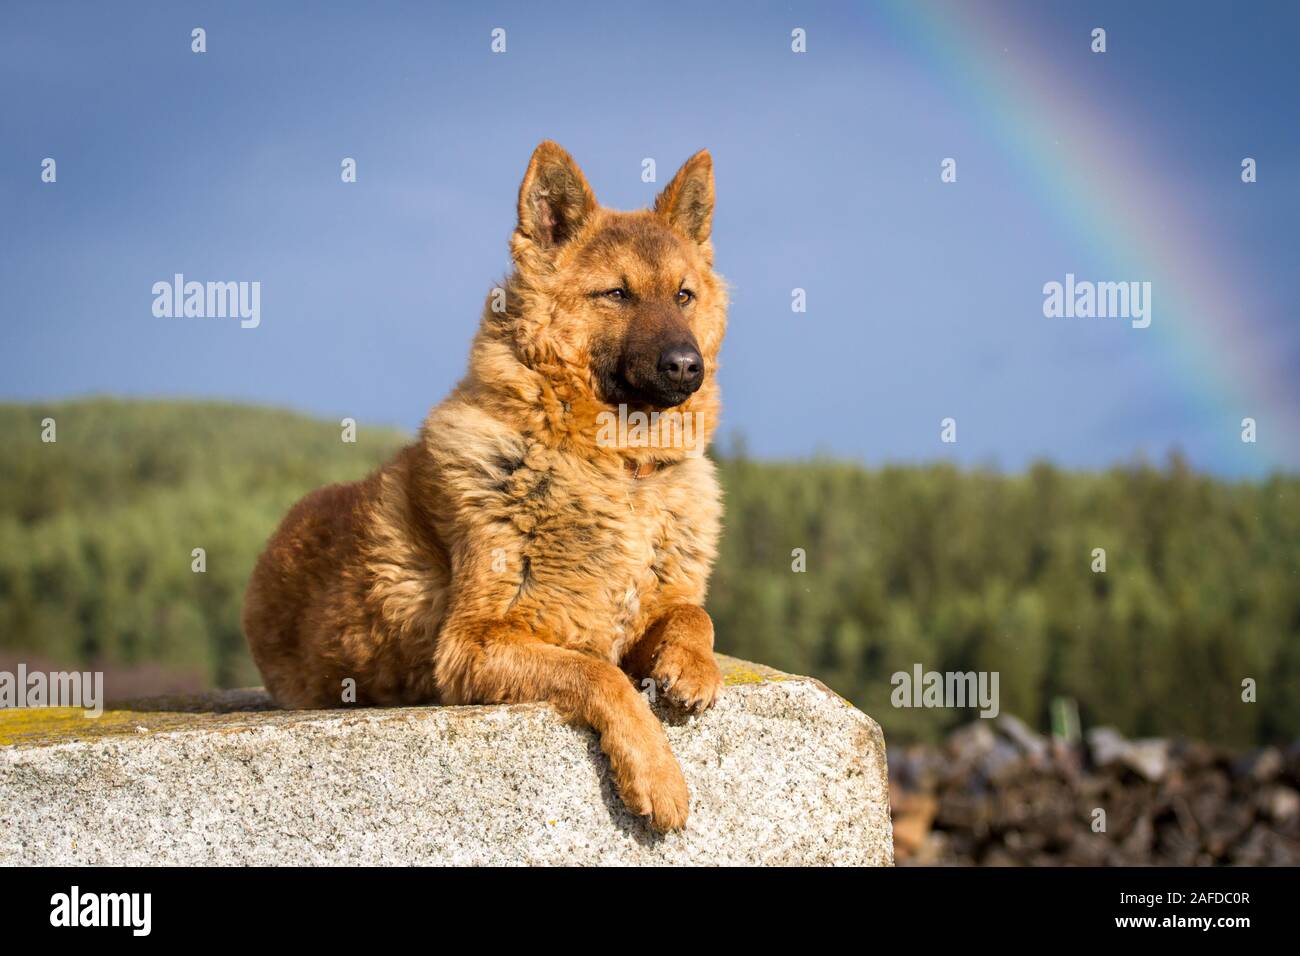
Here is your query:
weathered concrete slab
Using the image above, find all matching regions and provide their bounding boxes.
[0,656,891,865]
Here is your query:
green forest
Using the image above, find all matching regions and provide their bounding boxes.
[2,398,1296,748]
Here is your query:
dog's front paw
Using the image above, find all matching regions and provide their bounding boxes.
[652,643,723,713]
[619,748,690,832]
[605,721,690,831]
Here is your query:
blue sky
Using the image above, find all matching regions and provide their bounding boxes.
[2,0,1297,476]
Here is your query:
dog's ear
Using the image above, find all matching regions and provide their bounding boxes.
[654,150,714,244]
[515,142,597,255]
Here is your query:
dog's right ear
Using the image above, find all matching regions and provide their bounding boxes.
[513,142,597,263]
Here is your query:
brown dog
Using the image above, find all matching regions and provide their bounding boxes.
[242,142,727,831]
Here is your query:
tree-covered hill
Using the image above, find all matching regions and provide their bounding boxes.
[2,399,1296,747]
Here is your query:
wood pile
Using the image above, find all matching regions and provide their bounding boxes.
[889,716,1300,865]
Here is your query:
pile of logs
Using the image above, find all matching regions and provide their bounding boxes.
[889,716,1300,865]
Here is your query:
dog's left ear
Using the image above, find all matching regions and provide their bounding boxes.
[654,150,714,244]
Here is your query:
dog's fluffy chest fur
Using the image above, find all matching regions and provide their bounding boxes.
[421,401,721,663]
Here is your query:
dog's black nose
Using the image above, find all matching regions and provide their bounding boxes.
[657,346,704,389]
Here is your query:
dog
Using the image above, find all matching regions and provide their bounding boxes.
[242,142,728,831]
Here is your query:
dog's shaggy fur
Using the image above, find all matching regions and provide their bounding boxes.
[243,143,727,830]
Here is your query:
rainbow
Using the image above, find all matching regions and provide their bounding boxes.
[877,0,1296,467]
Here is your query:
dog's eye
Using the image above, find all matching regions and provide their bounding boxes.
[677,289,695,306]
[599,288,626,300]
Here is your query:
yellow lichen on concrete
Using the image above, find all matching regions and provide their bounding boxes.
[0,699,276,747]
[717,655,791,687]
[0,707,151,747]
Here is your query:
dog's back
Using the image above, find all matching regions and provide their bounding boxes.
[243,445,450,709]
